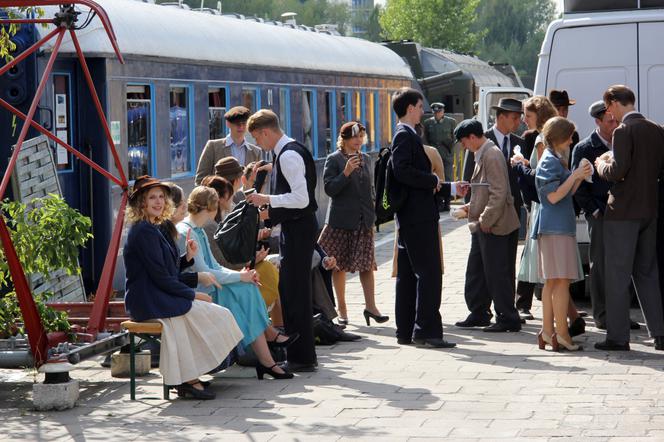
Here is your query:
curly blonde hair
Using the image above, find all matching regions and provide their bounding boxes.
[187,186,219,215]
[524,96,558,131]
[126,188,175,224]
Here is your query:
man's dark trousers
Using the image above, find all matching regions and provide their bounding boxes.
[395,221,443,341]
[464,230,521,325]
[279,214,318,364]
[587,214,607,326]
[604,218,664,344]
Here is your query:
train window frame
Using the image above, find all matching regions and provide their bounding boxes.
[168,84,195,178]
[279,87,291,134]
[366,91,378,151]
[126,82,155,181]
[373,91,380,150]
[324,89,337,156]
[52,72,75,174]
[359,91,367,151]
[302,88,319,157]
[208,85,229,140]
[339,91,352,124]
[241,86,261,113]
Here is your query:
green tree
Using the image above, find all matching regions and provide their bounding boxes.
[0,7,45,62]
[473,0,557,87]
[354,5,383,42]
[379,0,481,53]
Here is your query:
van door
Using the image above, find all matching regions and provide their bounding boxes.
[638,22,664,123]
[545,23,638,137]
[479,87,532,134]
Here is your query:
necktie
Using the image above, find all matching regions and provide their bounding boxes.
[502,136,509,160]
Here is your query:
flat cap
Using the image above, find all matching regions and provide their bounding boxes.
[224,106,251,123]
[431,102,445,111]
[454,119,484,141]
[589,100,606,119]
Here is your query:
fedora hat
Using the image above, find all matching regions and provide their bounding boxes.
[129,175,170,202]
[549,90,576,107]
[491,98,523,113]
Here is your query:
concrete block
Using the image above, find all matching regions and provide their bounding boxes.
[111,350,151,378]
[32,379,79,411]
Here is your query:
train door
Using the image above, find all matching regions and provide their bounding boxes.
[638,22,664,123]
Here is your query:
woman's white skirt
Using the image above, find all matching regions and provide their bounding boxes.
[157,300,243,386]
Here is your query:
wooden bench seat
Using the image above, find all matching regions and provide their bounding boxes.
[120,320,168,401]
[121,320,162,335]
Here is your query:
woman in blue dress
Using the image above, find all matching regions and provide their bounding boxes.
[177,186,296,380]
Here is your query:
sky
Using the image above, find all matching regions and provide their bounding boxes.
[374,0,563,11]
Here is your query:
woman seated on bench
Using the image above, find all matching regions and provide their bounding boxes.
[123,176,244,400]
[177,186,297,380]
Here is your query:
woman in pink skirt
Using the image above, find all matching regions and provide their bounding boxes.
[318,121,388,326]
[532,117,592,351]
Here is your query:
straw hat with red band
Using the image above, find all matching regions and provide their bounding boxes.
[129,175,171,202]
[339,121,366,139]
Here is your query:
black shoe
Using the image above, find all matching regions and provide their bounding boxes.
[569,317,586,337]
[397,338,413,345]
[335,329,362,341]
[100,354,112,368]
[281,361,317,373]
[578,310,588,318]
[483,322,521,332]
[363,309,389,326]
[518,309,534,320]
[630,320,641,330]
[655,336,664,351]
[177,383,216,400]
[413,338,456,349]
[455,315,491,329]
[595,321,606,330]
[256,363,294,380]
[520,318,526,324]
[594,340,630,351]
[268,332,300,349]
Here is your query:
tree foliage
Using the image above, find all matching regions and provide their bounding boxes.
[473,0,557,86]
[0,7,44,62]
[379,0,481,53]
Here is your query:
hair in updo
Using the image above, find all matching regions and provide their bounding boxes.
[187,186,219,215]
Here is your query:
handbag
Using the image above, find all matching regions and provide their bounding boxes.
[213,195,259,266]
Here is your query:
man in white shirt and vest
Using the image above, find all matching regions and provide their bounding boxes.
[246,109,319,372]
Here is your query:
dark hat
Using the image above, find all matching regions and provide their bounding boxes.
[224,106,251,123]
[214,156,243,179]
[588,100,606,119]
[339,121,366,139]
[491,97,523,113]
[454,119,484,141]
[431,102,445,112]
[129,175,170,202]
[549,90,576,107]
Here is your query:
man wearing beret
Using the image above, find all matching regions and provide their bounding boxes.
[423,102,457,211]
[195,106,263,185]
[454,119,522,332]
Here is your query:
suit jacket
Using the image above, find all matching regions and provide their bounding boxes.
[571,130,612,216]
[597,113,664,221]
[195,137,262,185]
[463,128,524,211]
[390,124,439,227]
[468,139,520,236]
[323,149,375,230]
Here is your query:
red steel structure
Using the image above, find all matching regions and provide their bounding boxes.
[0,1,125,366]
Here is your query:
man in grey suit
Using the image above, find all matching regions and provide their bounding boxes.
[195,106,263,184]
[595,85,664,351]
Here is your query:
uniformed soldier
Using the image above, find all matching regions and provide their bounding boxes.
[423,102,456,211]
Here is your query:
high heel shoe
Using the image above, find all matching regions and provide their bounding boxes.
[256,363,294,380]
[557,334,582,351]
[177,382,216,400]
[267,332,300,349]
[363,309,389,326]
[537,331,559,351]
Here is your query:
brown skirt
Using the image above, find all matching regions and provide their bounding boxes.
[537,234,579,280]
[318,225,377,273]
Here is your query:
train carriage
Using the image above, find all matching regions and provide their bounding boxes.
[0,0,415,292]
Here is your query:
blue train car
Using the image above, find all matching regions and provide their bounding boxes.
[0,0,415,293]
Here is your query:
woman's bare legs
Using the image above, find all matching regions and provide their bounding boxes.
[360,270,383,316]
[332,270,348,320]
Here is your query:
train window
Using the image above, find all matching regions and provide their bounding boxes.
[367,92,376,150]
[279,88,291,134]
[127,84,152,181]
[339,91,352,124]
[302,89,318,156]
[324,91,337,155]
[208,87,227,140]
[169,86,192,176]
[241,87,259,112]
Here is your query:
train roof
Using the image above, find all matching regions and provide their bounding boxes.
[38,0,413,79]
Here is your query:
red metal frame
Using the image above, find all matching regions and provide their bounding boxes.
[0,1,126,366]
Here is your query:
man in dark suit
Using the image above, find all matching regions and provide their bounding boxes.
[461,98,530,320]
[595,85,664,351]
[390,87,465,349]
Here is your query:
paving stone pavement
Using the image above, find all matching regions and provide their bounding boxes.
[2,214,664,441]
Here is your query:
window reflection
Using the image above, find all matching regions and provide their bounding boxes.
[209,87,227,140]
[127,85,151,181]
[170,87,190,175]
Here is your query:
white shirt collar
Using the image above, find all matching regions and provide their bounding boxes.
[274,133,295,157]
[491,125,509,147]
[622,110,639,122]
[224,134,246,148]
[595,129,612,149]
[397,121,416,134]
[474,138,493,162]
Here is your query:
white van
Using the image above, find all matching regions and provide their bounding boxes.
[534,1,664,136]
